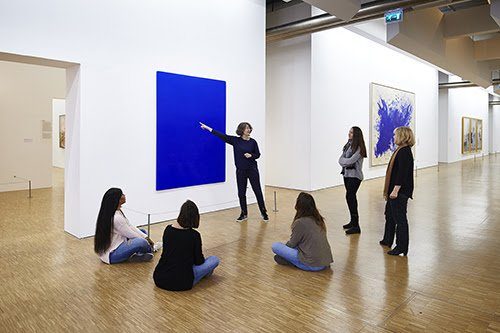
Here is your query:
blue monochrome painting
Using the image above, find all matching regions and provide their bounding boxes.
[156,71,226,191]
[370,83,415,166]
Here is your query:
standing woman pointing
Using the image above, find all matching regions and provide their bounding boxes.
[200,121,269,223]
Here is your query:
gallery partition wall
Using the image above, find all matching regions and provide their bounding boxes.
[0,52,80,236]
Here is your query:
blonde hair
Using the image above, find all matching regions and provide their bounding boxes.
[394,126,415,147]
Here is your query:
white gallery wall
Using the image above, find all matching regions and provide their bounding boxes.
[0,0,266,238]
[266,20,439,191]
[489,105,500,154]
[266,3,312,190]
[52,99,65,169]
[0,61,65,193]
[310,28,439,190]
[440,82,489,163]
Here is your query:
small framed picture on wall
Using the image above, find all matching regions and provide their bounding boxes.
[59,115,65,149]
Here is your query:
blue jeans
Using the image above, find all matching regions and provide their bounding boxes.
[193,256,220,286]
[109,232,152,264]
[272,242,327,272]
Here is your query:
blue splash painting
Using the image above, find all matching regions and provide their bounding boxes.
[371,84,415,166]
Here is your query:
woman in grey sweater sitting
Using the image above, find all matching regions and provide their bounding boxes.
[272,192,333,271]
[338,126,367,235]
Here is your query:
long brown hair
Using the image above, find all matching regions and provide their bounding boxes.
[351,126,367,158]
[293,192,326,231]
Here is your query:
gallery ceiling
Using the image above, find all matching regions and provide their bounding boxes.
[266,0,500,90]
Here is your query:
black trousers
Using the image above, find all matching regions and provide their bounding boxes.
[382,194,409,251]
[343,177,362,224]
[236,167,267,215]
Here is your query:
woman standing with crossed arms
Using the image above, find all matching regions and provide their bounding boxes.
[338,126,367,235]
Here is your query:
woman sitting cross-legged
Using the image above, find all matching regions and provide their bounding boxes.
[272,192,333,271]
[94,188,157,264]
[153,200,220,291]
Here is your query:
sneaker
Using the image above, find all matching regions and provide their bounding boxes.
[153,242,163,252]
[236,214,247,223]
[128,252,153,262]
[274,255,291,265]
[262,213,269,223]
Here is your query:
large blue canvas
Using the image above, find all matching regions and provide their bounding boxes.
[370,83,415,166]
[156,71,226,190]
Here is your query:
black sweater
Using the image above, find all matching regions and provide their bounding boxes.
[153,225,205,291]
[388,146,414,199]
[211,130,260,170]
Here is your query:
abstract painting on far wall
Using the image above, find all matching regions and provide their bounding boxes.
[370,83,416,166]
[462,117,482,154]
[462,117,470,154]
[59,115,65,149]
[471,118,477,151]
[477,119,483,150]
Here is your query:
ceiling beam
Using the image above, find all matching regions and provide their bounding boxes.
[443,5,499,39]
[491,0,500,26]
[301,0,361,20]
[387,7,493,88]
[475,36,500,61]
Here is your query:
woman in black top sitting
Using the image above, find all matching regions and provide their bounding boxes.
[380,126,415,256]
[200,121,268,223]
[153,200,220,291]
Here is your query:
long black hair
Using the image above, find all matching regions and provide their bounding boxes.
[350,126,367,158]
[94,188,123,254]
[293,192,326,231]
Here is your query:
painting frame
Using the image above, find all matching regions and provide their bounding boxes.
[59,114,65,149]
[369,83,416,167]
[461,116,482,154]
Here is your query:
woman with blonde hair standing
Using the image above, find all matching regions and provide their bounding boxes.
[380,127,415,256]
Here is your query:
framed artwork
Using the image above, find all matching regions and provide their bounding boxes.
[477,119,483,150]
[156,71,226,191]
[370,83,416,166]
[461,117,482,154]
[462,117,470,154]
[59,115,65,149]
[471,118,477,151]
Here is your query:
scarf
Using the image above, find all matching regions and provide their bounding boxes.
[383,146,403,200]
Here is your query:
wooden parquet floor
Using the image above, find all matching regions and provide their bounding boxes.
[0,157,499,332]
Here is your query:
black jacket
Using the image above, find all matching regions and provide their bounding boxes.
[388,146,414,199]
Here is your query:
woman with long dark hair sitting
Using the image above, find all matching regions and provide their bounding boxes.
[272,192,333,271]
[94,188,156,264]
[338,126,367,235]
[153,200,220,291]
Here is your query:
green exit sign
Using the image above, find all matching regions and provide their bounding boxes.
[385,9,403,23]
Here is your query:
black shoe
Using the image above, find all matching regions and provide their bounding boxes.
[274,255,291,265]
[261,213,269,223]
[345,226,361,234]
[236,214,247,223]
[379,240,391,247]
[387,248,407,256]
[342,222,353,229]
